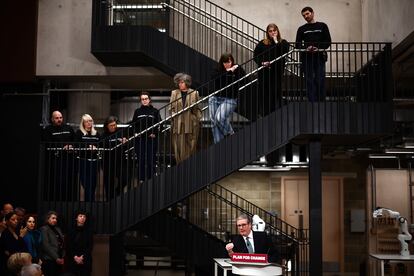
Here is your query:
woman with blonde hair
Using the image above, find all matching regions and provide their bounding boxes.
[7,252,32,275]
[253,23,289,117]
[169,73,202,163]
[75,114,101,201]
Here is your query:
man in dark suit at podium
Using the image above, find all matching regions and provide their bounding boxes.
[225,214,280,263]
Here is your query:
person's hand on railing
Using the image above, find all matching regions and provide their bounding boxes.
[306,45,318,52]
[63,144,74,150]
[88,144,97,150]
[118,137,128,144]
[261,61,271,67]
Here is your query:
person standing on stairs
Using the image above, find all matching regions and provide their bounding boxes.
[169,73,202,164]
[254,23,289,118]
[209,53,246,144]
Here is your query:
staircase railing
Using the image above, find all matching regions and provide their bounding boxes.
[38,42,393,235]
[185,183,309,273]
[102,0,265,64]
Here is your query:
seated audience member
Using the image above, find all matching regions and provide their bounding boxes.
[14,207,26,232]
[40,211,64,276]
[1,203,14,234]
[21,216,42,264]
[7,252,32,275]
[1,203,14,217]
[20,263,43,276]
[225,214,280,263]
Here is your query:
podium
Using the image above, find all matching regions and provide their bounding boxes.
[213,258,283,276]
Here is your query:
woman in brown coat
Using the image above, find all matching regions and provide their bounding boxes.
[169,73,202,163]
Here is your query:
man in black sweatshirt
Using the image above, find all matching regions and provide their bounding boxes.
[295,6,331,102]
[42,110,76,201]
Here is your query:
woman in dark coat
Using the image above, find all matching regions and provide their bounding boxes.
[254,23,289,117]
[131,92,162,181]
[101,115,129,199]
[67,211,93,276]
[0,212,28,275]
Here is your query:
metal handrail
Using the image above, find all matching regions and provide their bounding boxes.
[169,0,261,44]
[161,2,254,51]
[207,184,308,243]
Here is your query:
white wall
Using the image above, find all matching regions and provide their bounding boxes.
[362,0,414,46]
[209,0,362,43]
[36,0,171,88]
[37,0,107,76]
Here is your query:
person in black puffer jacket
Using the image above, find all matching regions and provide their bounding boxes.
[130,92,161,182]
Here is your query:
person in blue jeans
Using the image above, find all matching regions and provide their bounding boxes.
[209,53,246,143]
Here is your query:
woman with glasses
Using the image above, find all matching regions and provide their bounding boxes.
[169,73,202,164]
[131,92,161,182]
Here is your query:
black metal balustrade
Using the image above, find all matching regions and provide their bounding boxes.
[92,0,265,83]
[184,183,309,274]
[39,42,393,230]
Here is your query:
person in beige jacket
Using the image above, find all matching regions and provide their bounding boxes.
[169,73,202,163]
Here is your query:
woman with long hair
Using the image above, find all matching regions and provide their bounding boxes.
[75,114,100,202]
[209,53,246,143]
[254,23,289,117]
[21,216,42,264]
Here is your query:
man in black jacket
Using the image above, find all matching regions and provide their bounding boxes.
[295,6,331,102]
[225,214,280,263]
[42,110,75,201]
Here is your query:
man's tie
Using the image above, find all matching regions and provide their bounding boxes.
[246,237,254,253]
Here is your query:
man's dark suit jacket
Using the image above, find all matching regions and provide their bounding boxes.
[232,231,280,263]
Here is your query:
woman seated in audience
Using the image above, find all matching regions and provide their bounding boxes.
[7,252,32,276]
[21,216,42,264]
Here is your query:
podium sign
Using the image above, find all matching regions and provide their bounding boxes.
[231,253,268,263]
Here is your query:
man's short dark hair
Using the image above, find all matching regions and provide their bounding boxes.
[301,6,313,14]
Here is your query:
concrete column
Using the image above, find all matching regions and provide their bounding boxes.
[67,82,111,124]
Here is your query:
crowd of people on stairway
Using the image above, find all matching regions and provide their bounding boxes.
[39,6,330,202]
[0,203,93,276]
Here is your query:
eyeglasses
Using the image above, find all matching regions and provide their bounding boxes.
[237,223,249,228]
[141,97,150,101]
